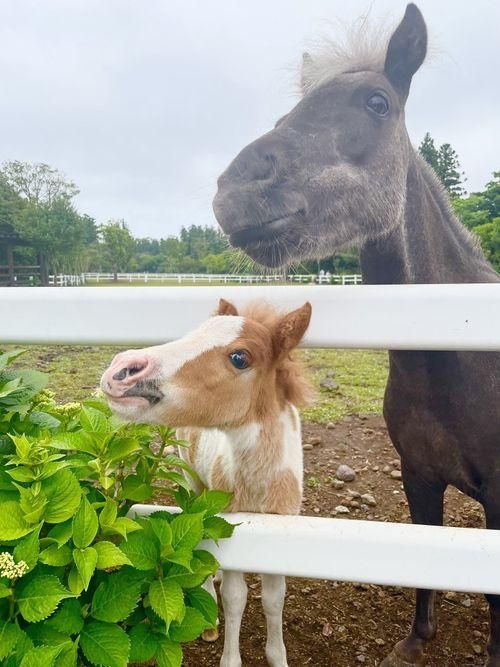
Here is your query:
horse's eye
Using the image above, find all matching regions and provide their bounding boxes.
[229,350,250,370]
[366,93,389,116]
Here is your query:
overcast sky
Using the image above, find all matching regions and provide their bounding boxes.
[1,0,499,238]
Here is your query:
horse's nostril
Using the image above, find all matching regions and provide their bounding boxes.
[112,367,128,381]
[129,365,144,377]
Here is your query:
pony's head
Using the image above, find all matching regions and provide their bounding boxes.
[101,300,312,428]
[213,4,427,267]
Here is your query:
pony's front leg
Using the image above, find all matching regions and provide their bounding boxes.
[261,574,288,667]
[220,571,247,667]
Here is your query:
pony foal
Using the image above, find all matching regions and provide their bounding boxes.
[101,298,312,667]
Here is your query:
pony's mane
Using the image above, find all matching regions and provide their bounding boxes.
[241,301,315,408]
[300,17,392,95]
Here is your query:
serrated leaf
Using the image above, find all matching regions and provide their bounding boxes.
[119,475,153,502]
[149,517,172,555]
[187,586,218,626]
[46,599,84,635]
[80,406,109,434]
[19,644,63,667]
[39,544,72,567]
[54,641,78,667]
[98,497,117,528]
[80,621,130,667]
[170,512,204,553]
[94,541,131,569]
[18,486,47,523]
[91,569,142,623]
[149,579,185,629]
[73,547,97,591]
[29,410,61,429]
[14,530,40,571]
[190,489,233,516]
[203,516,235,543]
[166,547,193,570]
[105,438,142,463]
[42,470,81,524]
[128,623,158,663]
[24,623,71,647]
[0,620,23,660]
[120,531,159,570]
[67,566,84,596]
[166,556,213,589]
[169,606,211,642]
[46,520,73,547]
[49,432,97,455]
[0,501,34,540]
[72,497,98,548]
[16,574,73,622]
[156,637,182,667]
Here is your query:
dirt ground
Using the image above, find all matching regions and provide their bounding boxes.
[182,415,489,667]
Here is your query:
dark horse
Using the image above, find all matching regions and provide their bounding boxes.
[213,4,500,665]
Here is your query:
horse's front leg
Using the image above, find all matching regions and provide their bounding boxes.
[381,465,446,667]
[220,570,247,667]
[261,574,288,667]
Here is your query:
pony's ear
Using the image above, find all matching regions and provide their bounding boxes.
[218,298,239,316]
[272,302,312,359]
[384,3,427,100]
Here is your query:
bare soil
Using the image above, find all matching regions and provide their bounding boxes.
[183,415,489,667]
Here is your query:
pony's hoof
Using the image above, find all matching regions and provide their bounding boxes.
[380,649,426,666]
[202,627,219,642]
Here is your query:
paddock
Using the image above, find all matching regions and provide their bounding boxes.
[1,283,500,665]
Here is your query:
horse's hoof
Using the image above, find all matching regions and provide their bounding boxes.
[202,627,219,642]
[380,649,426,667]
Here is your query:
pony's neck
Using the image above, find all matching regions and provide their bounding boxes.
[360,152,498,285]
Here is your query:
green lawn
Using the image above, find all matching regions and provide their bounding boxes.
[6,345,388,423]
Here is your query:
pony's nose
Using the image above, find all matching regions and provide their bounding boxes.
[102,354,152,394]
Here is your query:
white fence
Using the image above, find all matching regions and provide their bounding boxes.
[48,272,362,287]
[2,283,500,594]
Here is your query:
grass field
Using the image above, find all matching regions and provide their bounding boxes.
[6,344,388,424]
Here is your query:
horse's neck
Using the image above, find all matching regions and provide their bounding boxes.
[360,153,498,286]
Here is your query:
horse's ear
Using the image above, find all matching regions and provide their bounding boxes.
[218,299,238,316]
[384,3,427,100]
[272,302,312,359]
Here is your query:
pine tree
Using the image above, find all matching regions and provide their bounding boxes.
[418,132,440,173]
[418,134,465,197]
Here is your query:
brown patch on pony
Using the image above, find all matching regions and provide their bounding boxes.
[264,468,302,514]
[177,427,201,465]
[211,455,232,492]
[217,298,239,316]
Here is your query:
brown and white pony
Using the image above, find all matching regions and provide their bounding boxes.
[101,299,312,667]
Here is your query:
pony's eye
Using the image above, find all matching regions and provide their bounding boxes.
[366,93,389,116]
[229,351,250,370]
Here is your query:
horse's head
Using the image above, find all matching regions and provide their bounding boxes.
[101,300,311,428]
[213,4,427,267]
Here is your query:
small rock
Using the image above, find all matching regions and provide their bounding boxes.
[301,586,312,594]
[356,655,366,663]
[461,596,472,608]
[335,505,350,514]
[164,445,176,454]
[326,422,335,429]
[375,638,385,646]
[473,630,483,638]
[372,466,380,472]
[390,470,402,480]
[313,507,320,514]
[332,479,345,489]
[320,377,338,391]
[391,459,401,469]
[361,493,377,506]
[444,591,457,601]
[322,622,333,637]
[473,644,482,655]
[336,464,356,482]
[382,465,391,474]
[347,489,361,499]
[303,444,313,451]
[350,500,360,509]
[308,436,322,446]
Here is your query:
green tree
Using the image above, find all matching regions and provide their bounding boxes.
[418,132,440,173]
[99,220,135,281]
[418,134,465,197]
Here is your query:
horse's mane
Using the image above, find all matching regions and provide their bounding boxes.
[241,301,315,408]
[300,17,391,95]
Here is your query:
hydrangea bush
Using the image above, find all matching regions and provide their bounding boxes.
[0,350,234,666]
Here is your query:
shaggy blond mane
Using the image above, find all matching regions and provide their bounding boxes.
[241,301,315,408]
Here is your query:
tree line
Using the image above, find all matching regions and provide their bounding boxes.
[0,139,498,281]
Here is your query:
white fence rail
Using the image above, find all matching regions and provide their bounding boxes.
[47,272,362,286]
[2,283,500,594]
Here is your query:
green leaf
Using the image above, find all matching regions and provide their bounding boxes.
[156,637,182,667]
[119,475,153,502]
[42,470,81,524]
[166,556,214,589]
[24,623,71,646]
[0,349,25,371]
[187,586,218,626]
[105,438,142,462]
[46,520,73,547]
[13,530,40,571]
[16,574,73,622]
[46,599,84,635]
[0,501,34,540]
[18,486,47,523]
[171,512,204,553]
[72,497,98,548]
[190,489,233,516]
[91,569,142,623]
[128,623,158,663]
[94,541,132,570]
[98,497,117,528]
[149,517,173,557]
[39,544,72,567]
[149,579,185,629]
[169,606,211,642]
[48,432,97,455]
[80,621,130,667]
[29,410,61,429]
[19,645,63,667]
[0,621,23,660]
[67,566,84,596]
[73,547,97,591]
[203,516,235,543]
[0,581,12,598]
[80,406,109,434]
[54,642,78,667]
[166,547,193,570]
[120,531,159,570]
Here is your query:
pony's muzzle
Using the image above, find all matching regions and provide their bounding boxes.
[101,352,154,397]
